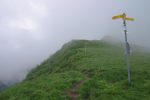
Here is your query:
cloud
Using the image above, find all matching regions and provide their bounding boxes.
[0,0,49,83]
[9,18,38,31]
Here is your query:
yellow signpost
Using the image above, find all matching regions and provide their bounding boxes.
[112,13,135,21]
[112,13,135,84]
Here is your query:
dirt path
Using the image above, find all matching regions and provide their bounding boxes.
[66,76,89,100]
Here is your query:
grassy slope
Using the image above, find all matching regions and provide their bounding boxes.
[0,40,150,100]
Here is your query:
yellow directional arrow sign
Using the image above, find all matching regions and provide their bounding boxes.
[112,14,123,20]
[125,17,135,21]
[112,13,135,21]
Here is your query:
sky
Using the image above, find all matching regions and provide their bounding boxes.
[0,0,150,84]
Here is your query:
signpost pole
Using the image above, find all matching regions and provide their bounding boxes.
[123,13,131,83]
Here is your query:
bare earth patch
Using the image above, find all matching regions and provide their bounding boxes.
[66,75,89,100]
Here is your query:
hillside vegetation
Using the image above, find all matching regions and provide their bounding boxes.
[0,40,150,100]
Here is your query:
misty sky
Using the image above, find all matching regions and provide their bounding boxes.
[0,0,150,83]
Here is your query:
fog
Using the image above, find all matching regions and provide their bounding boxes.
[0,0,150,84]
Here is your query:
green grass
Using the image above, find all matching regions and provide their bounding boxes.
[0,40,150,100]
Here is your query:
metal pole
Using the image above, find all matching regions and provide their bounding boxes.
[123,13,131,83]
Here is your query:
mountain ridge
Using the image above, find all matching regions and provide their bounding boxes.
[0,39,150,100]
